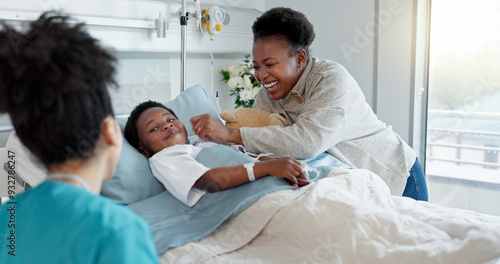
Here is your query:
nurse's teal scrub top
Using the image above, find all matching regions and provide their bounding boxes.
[0,181,159,264]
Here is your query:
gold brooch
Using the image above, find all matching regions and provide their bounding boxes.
[290,92,303,104]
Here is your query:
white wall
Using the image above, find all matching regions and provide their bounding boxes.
[265,0,419,147]
[0,0,263,147]
[265,0,377,107]
[1,0,420,148]
[376,0,417,149]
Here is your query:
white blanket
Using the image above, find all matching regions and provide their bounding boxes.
[160,168,500,264]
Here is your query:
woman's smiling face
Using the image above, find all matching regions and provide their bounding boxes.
[252,36,305,101]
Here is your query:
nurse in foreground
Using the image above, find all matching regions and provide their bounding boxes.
[0,12,159,263]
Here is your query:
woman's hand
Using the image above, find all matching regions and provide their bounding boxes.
[260,157,309,187]
[191,114,243,144]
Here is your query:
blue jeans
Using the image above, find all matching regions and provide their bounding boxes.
[402,159,428,201]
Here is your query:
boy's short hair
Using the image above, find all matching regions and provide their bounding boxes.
[124,100,177,149]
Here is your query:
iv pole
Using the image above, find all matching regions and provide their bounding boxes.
[180,0,187,93]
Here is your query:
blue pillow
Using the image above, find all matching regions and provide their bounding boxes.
[101,85,221,204]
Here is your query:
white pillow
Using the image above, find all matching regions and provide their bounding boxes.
[5,131,47,189]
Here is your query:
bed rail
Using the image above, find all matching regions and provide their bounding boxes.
[0,125,13,133]
[0,115,129,134]
[0,10,157,30]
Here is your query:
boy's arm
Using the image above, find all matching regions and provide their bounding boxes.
[193,157,308,191]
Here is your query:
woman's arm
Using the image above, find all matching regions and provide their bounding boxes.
[193,157,308,191]
[241,62,382,159]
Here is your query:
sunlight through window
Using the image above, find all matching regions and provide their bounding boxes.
[426,0,500,215]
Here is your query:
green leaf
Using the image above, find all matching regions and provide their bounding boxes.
[243,54,252,64]
[221,69,230,82]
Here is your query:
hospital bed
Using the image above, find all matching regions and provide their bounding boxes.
[4,85,500,264]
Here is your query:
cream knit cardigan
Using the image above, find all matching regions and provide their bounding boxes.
[240,57,416,196]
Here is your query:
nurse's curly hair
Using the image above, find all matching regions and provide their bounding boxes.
[252,7,315,57]
[0,11,117,167]
[124,100,177,150]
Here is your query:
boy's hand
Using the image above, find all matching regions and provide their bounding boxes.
[191,114,243,145]
[262,157,309,187]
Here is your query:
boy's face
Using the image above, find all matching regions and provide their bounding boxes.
[136,107,188,157]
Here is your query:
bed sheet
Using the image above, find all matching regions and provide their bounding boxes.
[161,168,500,264]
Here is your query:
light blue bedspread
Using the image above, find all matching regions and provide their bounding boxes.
[127,145,348,254]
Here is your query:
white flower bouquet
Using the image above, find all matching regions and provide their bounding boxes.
[221,54,261,108]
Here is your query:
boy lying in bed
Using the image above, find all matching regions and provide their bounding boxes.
[124,101,309,207]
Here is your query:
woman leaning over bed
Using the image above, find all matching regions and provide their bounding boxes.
[0,12,158,263]
[191,7,428,201]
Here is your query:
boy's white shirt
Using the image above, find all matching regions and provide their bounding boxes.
[149,136,210,207]
[149,135,248,207]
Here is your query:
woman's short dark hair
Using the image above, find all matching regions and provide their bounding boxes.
[0,11,117,167]
[252,7,315,57]
[124,101,177,149]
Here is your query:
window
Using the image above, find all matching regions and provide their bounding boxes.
[425,0,500,215]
